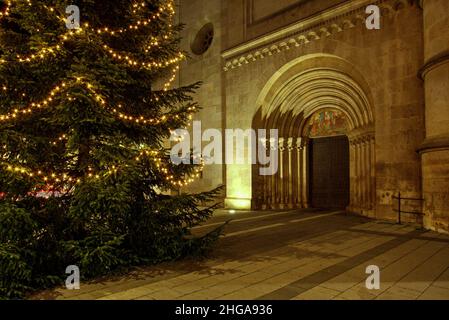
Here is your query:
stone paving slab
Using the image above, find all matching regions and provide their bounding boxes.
[394,246,449,293]
[292,285,341,300]
[31,210,449,300]
[418,285,449,300]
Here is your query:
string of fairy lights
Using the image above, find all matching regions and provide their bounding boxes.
[0,74,198,185]
[0,76,194,124]
[1,0,176,31]
[0,1,184,102]
[2,32,182,76]
[0,0,203,189]
[1,20,182,73]
[101,44,184,70]
[1,149,204,187]
[47,1,175,35]
[0,1,11,19]
[0,0,178,64]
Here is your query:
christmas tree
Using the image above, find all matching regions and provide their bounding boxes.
[0,0,221,299]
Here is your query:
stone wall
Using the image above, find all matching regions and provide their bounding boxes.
[220,0,425,220]
[177,0,439,224]
[224,0,347,49]
[177,0,225,196]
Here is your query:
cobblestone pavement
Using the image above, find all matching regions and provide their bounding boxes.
[33,209,449,300]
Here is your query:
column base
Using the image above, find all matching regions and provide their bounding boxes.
[421,148,449,232]
[225,197,252,210]
[347,205,375,218]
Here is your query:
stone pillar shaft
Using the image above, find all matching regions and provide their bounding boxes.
[287,138,294,207]
[296,138,303,207]
[349,134,375,215]
[420,0,449,231]
[278,138,285,208]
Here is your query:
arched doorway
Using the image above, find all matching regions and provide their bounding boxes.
[251,54,375,216]
[309,135,349,209]
[306,109,350,209]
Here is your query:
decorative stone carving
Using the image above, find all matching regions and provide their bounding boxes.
[222,0,413,72]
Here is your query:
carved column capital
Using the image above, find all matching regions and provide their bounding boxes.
[268,138,278,151]
[295,136,309,149]
[278,137,286,151]
[287,137,294,151]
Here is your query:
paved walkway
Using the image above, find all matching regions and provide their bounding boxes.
[33,209,449,300]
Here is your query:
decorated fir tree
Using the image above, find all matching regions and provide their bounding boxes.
[0,0,221,298]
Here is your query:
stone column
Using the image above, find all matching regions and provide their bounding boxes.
[269,138,277,208]
[364,138,370,210]
[419,0,449,231]
[278,138,285,209]
[370,135,376,211]
[296,137,303,207]
[355,140,361,209]
[349,140,356,212]
[287,138,294,208]
[360,138,367,209]
[301,137,309,208]
[260,138,268,210]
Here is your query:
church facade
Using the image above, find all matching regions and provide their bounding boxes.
[176,0,449,233]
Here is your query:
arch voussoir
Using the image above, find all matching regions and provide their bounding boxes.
[253,54,376,215]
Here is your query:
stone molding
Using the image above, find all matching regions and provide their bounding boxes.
[417,135,449,154]
[222,0,412,71]
[259,64,375,131]
[419,50,449,80]
[349,131,375,146]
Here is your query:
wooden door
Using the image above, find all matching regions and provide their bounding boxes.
[309,136,350,208]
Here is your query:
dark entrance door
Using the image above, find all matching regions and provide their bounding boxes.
[309,136,350,209]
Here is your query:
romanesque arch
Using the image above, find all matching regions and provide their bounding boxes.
[252,54,376,215]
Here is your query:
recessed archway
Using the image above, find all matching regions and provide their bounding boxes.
[307,109,350,209]
[252,54,376,215]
